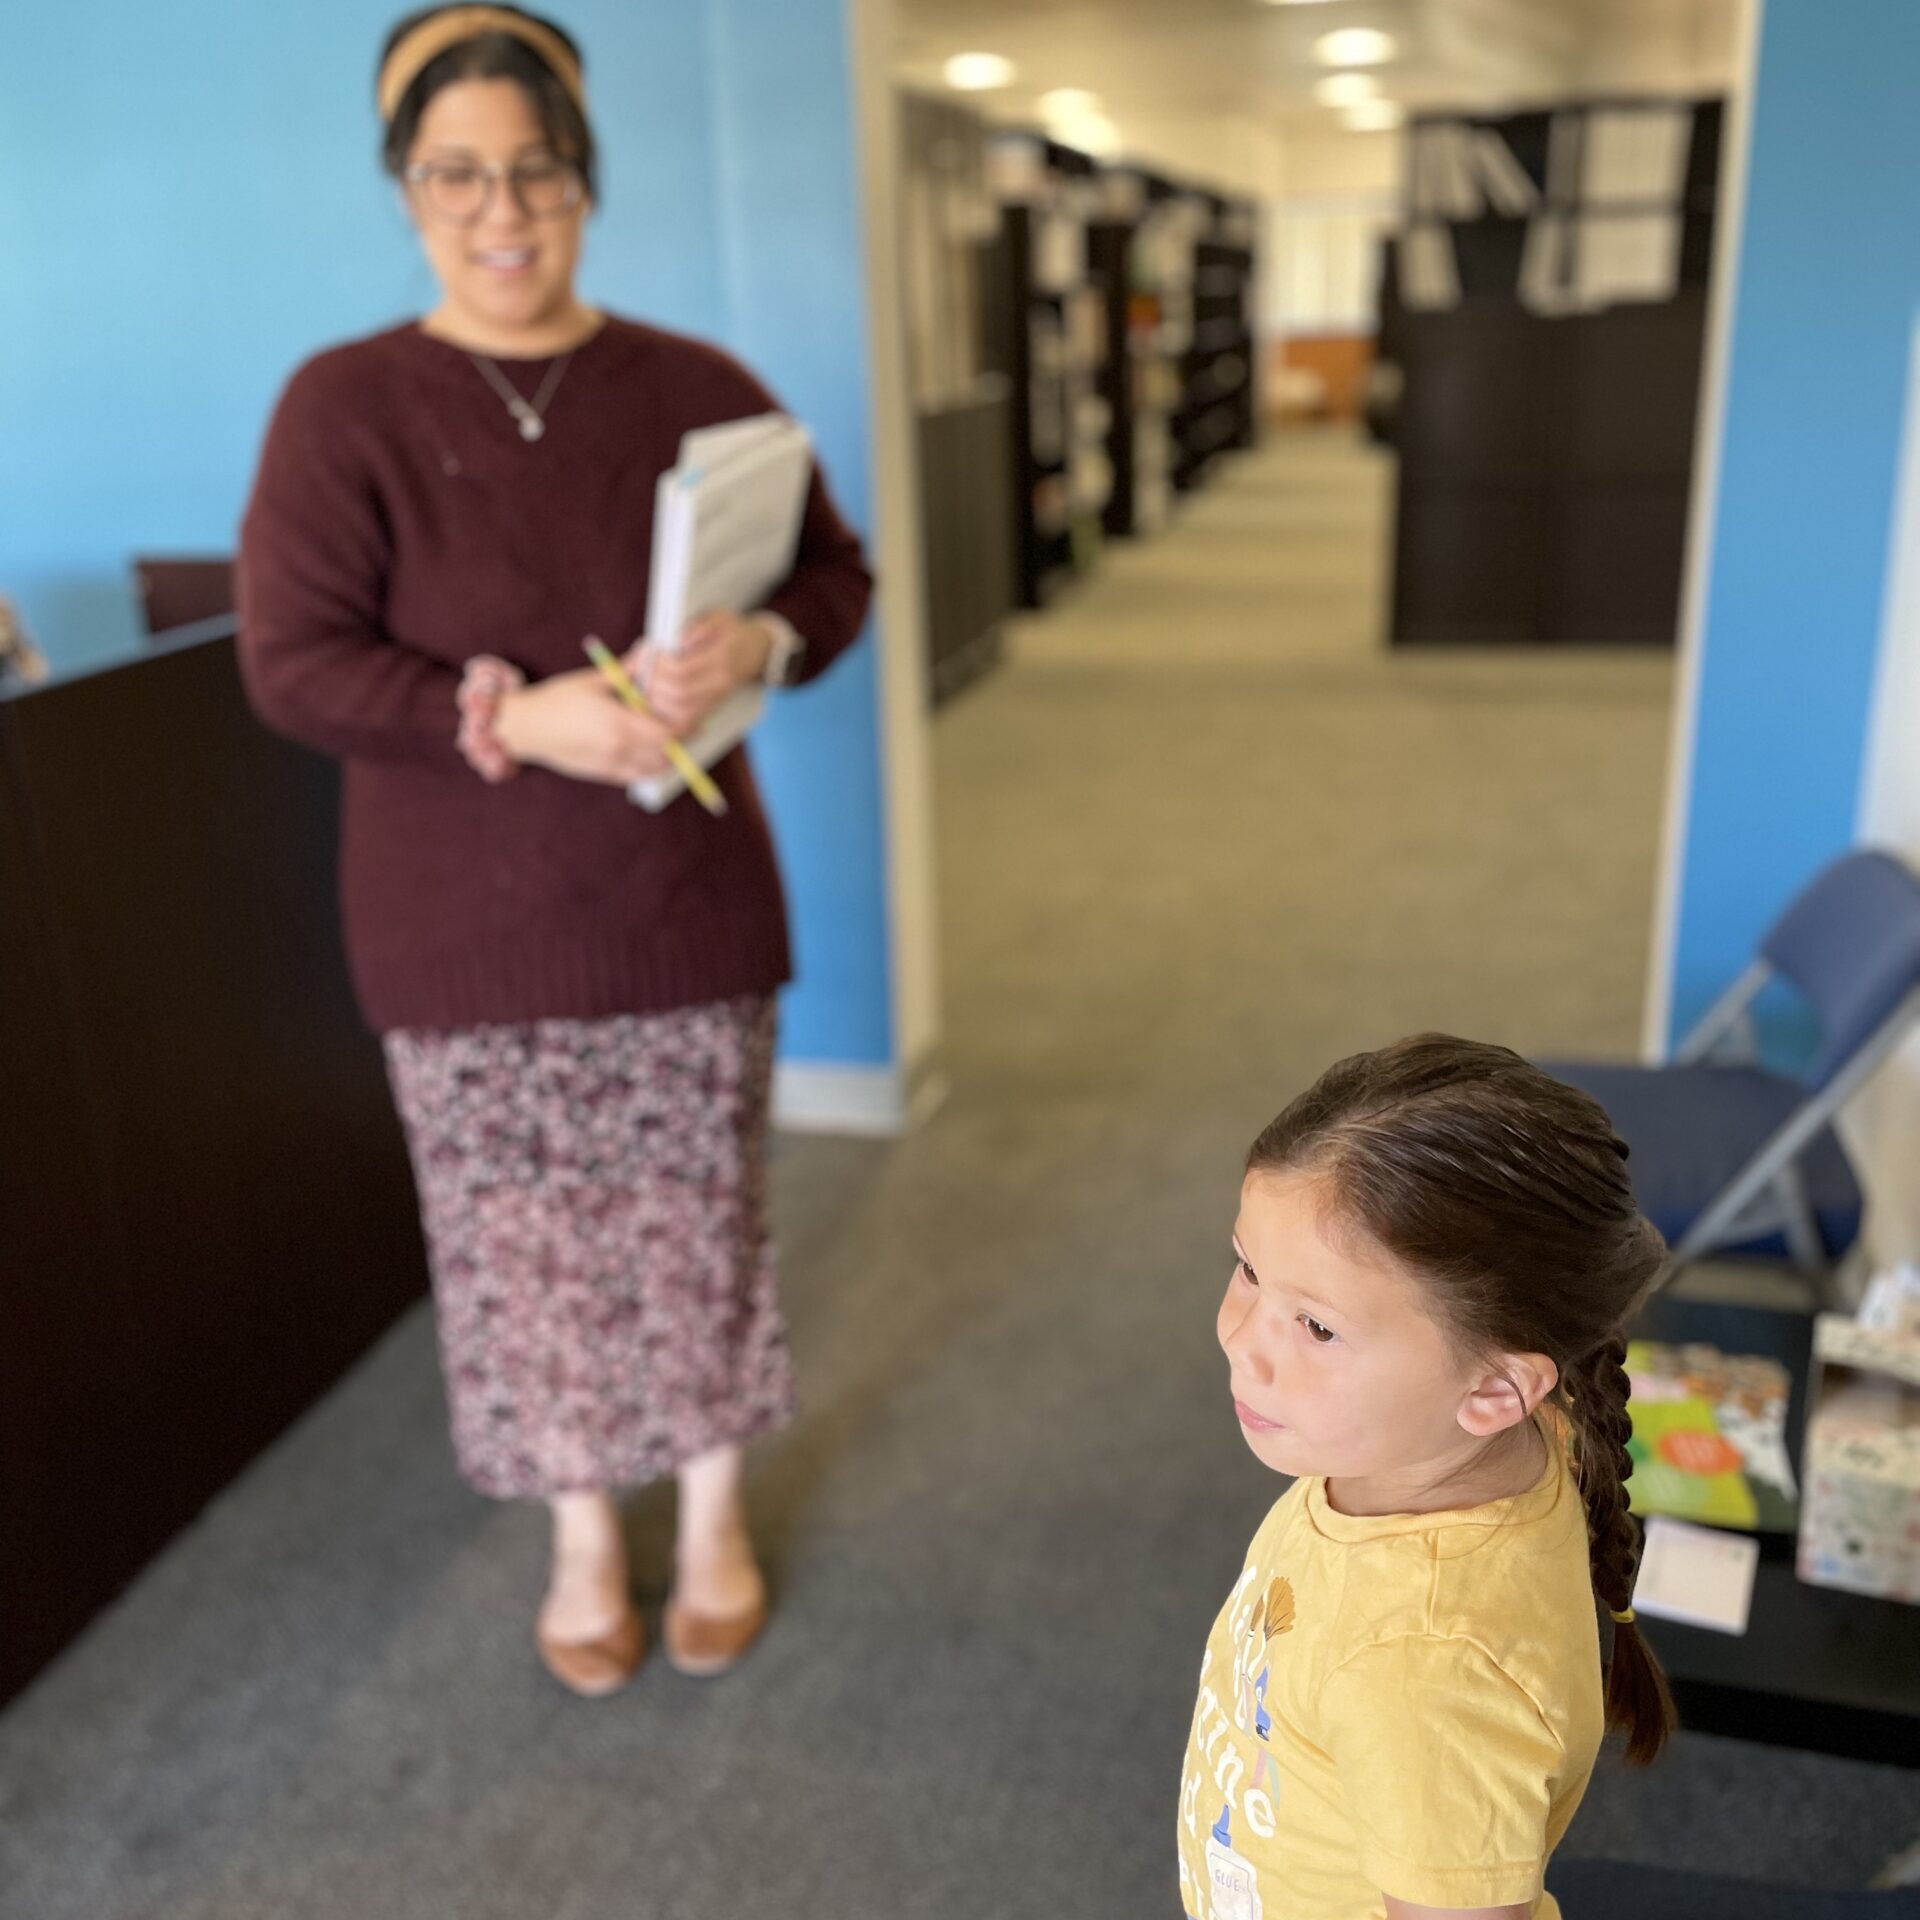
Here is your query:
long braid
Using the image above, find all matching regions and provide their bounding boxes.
[1562,1334,1676,1764]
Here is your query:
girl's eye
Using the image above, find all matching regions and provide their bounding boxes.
[1299,1314,1337,1345]
[1237,1258,1258,1288]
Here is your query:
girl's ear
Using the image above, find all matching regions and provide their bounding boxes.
[1457,1352,1560,1438]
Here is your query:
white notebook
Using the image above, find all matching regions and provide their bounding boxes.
[628,414,813,813]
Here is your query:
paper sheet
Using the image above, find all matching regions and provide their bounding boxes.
[1576,212,1682,307]
[1632,1517,1761,1636]
[1582,107,1692,208]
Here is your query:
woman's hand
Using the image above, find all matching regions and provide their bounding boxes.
[629,612,774,739]
[493,666,678,786]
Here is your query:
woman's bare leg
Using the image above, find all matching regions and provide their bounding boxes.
[674,1443,765,1617]
[539,1490,631,1641]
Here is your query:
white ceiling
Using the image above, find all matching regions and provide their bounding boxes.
[892,0,1743,132]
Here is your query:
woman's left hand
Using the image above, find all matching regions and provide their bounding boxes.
[628,611,774,738]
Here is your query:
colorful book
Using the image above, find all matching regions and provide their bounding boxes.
[1624,1341,1799,1533]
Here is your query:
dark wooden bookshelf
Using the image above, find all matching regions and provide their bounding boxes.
[1177,196,1259,492]
[980,138,1259,600]
[984,134,1120,609]
[1382,99,1723,647]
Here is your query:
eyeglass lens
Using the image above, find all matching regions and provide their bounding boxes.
[414,161,580,224]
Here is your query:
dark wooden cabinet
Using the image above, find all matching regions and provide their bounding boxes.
[1384,100,1721,647]
[0,636,426,1704]
[1388,290,1707,646]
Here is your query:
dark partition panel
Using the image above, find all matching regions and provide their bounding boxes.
[917,390,1017,703]
[0,636,426,1704]
[1385,99,1720,647]
[1389,290,1706,646]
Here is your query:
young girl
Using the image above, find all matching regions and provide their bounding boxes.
[1179,1035,1675,1920]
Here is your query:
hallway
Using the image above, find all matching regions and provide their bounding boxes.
[5,433,1908,1919]
[935,427,1671,1119]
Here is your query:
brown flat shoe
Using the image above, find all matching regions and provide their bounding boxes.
[662,1591,769,1677]
[536,1606,646,1698]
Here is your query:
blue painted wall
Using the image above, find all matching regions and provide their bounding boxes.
[0,0,892,1068]
[704,0,893,1069]
[1665,0,1920,1045]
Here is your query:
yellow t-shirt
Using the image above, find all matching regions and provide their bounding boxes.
[1175,1426,1604,1920]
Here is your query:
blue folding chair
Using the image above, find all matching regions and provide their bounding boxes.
[1547,850,1920,1277]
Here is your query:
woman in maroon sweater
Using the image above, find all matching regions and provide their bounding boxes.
[238,4,871,1696]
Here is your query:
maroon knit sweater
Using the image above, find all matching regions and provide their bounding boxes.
[237,316,873,1034]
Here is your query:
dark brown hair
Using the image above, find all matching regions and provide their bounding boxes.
[1248,1033,1676,1765]
[379,6,598,201]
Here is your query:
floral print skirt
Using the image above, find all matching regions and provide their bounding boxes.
[383,995,796,1500]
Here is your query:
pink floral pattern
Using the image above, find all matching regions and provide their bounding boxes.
[383,995,795,1499]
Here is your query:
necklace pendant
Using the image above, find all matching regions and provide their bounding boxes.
[471,349,570,445]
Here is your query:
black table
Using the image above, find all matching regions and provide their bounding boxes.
[1629,1292,1920,1767]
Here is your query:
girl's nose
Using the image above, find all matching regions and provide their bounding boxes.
[1217,1293,1271,1380]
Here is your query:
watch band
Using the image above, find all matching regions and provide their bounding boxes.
[758,613,805,688]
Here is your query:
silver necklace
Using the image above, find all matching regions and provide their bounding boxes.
[466,348,575,441]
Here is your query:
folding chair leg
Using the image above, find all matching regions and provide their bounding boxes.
[1772,1162,1826,1276]
[1667,1107,1835,1274]
[1672,961,1772,1066]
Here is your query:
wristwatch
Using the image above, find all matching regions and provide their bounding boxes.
[758,613,806,688]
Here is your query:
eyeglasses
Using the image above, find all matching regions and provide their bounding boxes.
[403,157,585,226]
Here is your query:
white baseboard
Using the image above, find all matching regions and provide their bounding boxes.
[772,1054,948,1138]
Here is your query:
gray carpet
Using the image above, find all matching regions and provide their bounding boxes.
[4,431,1913,1916]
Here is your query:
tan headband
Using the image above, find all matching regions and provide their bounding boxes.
[377,7,585,124]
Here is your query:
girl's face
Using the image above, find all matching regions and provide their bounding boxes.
[1219,1168,1545,1498]
[404,78,587,339]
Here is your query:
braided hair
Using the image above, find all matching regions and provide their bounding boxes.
[1560,1334,1674,1761]
[1247,1033,1677,1764]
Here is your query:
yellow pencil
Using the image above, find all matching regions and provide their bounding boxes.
[583,637,729,817]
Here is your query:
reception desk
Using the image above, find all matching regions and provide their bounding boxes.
[0,635,426,1703]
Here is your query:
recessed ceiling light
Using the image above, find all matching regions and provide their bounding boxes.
[1343,100,1405,130]
[1039,88,1104,121]
[1063,113,1123,157]
[1316,28,1396,66]
[1313,72,1380,107]
[944,51,1016,91]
